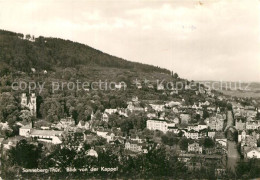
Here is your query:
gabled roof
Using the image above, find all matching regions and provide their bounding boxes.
[30,129,63,136]
[20,123,32,129]
[245,147,260,154]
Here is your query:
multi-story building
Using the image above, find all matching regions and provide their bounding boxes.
[146,120,168,133]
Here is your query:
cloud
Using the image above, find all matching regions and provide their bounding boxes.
[0,0,259,81]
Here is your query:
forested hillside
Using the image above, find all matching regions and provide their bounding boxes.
[0,29,186,128]
[0,29,170,75]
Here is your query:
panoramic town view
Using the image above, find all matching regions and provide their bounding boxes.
[0,0,260,179]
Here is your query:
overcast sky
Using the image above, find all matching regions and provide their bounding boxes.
[0,0,259,82]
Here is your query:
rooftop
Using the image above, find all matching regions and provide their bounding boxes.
[30,129,63,136]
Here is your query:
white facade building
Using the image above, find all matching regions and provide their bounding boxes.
[146,120,168,133]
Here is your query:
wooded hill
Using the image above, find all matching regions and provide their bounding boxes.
[0,29,170,75]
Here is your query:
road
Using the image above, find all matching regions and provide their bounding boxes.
[226,111,240,173]
[227,141,239,172]
[227,111,234,127]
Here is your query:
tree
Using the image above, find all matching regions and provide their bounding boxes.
[42,146,76,170]
[161,132,179,146]
[173,73,179,79]
[19,110,32,122]
[200,137,215,148]
[120,120,133,135]
[236,159,260,179]
[256,111,260,120]
[178,137,189,151]
[0,92,19,123]
[202,108,209,119]
[227,103,233,110]
[8,139,42,168]
[195,114,201,121]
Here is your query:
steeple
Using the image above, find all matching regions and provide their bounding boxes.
[21,93,37,117]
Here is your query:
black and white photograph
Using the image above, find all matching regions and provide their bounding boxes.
[0,0,260,179]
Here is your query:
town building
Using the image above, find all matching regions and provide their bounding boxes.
[245,148,260,159]
[101,113,109,122]
[57,117,75,129]
[146,120,168,133]
[188,142,203,154]
[77,121,90,130]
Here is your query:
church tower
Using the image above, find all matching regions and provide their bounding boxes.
[21,93,37,117]
[21,93,27,107]
[30,93,37,116]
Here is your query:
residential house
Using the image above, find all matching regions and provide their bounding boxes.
[245,147,260,159]
[101,113,109,122]
[19,123,33,137]
[207,117,224,131]
[104,109,117,115]
[215,133,227,147]
[235,119,246,131]
[125,140,143,153]
[130,135,145,143]
[188,142,203,154]
[118,108,128,117]
[149,104,165,112]
[136,83,142,89]
[147,113,157,119]
[207,131,216,139]
[238,130,258,148]
[184,130,200,139]
[57,117,75,129]
[246,121,260,130]
[77,121,90,130]
[172,107,179,113]
[188,125,199,132]
[180,114,191,124]
[166,101,182,107]
[173,117,180,124]
[96,131,115,143]
[127,102,145,112]
[148,84,154,89]
[168,127,180,134]
[86,148,98,157]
